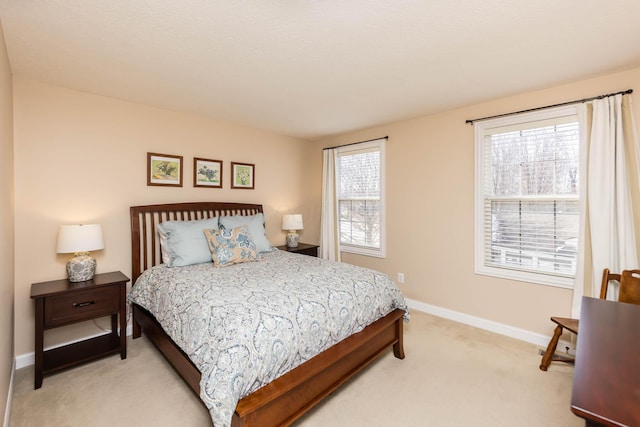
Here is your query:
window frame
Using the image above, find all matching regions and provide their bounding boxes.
[474,105,581,288]
[336,138,386,258]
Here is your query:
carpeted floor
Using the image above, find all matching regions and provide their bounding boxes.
[10,311,582,426]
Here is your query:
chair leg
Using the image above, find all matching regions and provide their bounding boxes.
[539,324,563,371]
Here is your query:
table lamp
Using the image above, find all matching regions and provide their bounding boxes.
[282,214,303,248]
[56,224,105,282]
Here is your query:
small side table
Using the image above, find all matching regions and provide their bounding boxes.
[30,271,129,389]
[276,243,319,257]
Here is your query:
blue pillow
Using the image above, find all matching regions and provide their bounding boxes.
[219,213,273,253]
[157,217,219,267]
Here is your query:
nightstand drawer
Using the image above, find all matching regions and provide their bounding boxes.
[44,286,119,327]
[276,243,319,257]
[294,246,318,257]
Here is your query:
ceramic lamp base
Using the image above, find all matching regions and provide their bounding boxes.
[286,231,300,248]
[66,253,97,282]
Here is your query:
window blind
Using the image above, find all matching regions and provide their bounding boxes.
[482,118,580,277]
[335,138,386,257]
[338,148,381,248]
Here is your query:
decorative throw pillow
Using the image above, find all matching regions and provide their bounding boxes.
[157,217,219,267]
[219,213,273,253]
[203,225,260,268]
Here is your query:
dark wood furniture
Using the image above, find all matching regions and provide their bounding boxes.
[130,202,405,427]
[540,269,640,371]
[570,296,640,427]
[276,242,319,257]
[30,271,129,389]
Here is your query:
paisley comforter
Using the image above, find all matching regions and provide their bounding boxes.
[128,249,409,427]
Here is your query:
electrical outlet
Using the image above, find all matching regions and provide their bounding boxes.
[397,273,404,283]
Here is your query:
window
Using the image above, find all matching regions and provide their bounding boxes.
[336,138,386,257]
[475,106,580,288]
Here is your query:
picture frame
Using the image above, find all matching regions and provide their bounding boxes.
[231,162,255,189]
[194,157,223,188]
[147,152,183,187]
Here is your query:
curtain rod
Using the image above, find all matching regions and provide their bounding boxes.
[465,89,633,125]
[323,136,388,151]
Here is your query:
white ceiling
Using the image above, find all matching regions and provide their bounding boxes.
[1,1,640,140]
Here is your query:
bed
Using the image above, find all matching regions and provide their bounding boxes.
[129,201,408,426]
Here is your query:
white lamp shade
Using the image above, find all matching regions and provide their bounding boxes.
[56,224,105,254]
[282,214,303,231]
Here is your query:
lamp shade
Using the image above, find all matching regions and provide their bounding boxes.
[56,224,105,254]
[282,214,303,231]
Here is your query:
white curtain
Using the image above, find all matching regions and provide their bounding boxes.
[320,149,341,262]
[572,94,640,316]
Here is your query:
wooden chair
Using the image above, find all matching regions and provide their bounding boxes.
[539,268,640,371]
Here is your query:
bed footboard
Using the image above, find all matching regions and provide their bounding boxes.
[132,303,405,426]
[232,308,405,427]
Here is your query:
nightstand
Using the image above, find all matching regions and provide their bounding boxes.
[30,271,129,389]
[276,243,319,257]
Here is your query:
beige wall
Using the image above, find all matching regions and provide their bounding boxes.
[10,63,640,360]
[12,77,318,356]
[0,20,14,425]
[316,66,640,337]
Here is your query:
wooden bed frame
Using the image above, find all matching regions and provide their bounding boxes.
[130,202,405,426]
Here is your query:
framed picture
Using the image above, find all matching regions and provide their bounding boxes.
[147,152,183,187]
[194,157,223,188]
[231,162,255,189]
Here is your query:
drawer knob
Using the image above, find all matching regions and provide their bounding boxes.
[73,300,96,308]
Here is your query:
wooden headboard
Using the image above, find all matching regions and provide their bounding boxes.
[130,202,264,283]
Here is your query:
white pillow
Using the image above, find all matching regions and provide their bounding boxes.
[219,213,273,253]
[157,217,219,267]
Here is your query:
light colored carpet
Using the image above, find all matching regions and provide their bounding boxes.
[10,311,582,426]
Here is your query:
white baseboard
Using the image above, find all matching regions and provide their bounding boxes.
[3,358,15,427]
[15,324,134,370]
[15,303,569,369]
[405,298,572,351]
